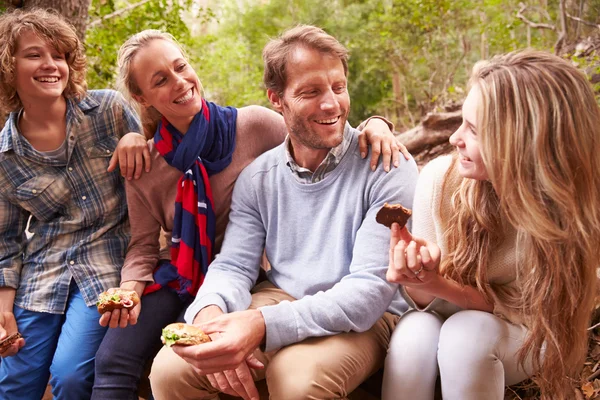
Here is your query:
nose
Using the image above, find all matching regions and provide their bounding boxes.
[40,54,57,70]
[449,125,465,147]
[173,74,186,90]
[320,89,339,111]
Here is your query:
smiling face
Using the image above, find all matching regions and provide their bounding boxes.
[131,39,203,133]
[449,86,489,181]
[268,46,350,155]
[13,30,69,106]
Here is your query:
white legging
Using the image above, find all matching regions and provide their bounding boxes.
[382,310,535,400]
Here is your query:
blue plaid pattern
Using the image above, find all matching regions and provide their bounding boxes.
[0,90,141,314]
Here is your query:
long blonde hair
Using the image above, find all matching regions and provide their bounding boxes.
[117,29,194,138]
[440,50,600,398]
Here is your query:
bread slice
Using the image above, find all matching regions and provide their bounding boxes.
[161,323,211,347]
[96,288,140,314]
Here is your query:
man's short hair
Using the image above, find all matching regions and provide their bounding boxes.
[262,25,349,96]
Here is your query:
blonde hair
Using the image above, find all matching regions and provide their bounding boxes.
[0,8,87,115]
[263,25,348,97]
[440,50,600,398]
[117,29,194,139]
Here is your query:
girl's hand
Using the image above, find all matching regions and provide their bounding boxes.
[386,223,441,288]
[108,132,151,180]
[358,118,411,172]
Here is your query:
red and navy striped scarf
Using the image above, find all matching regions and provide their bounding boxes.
[144,99,237,302]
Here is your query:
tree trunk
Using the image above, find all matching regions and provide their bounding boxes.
[1,0,91,40]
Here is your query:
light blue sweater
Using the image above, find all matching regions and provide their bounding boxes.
[185,126,419,351]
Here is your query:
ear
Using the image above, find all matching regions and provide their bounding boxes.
[132,93,150,108]
[267,89,284,113]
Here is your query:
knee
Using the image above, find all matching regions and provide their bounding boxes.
[438,311,501,368]
[149,347,180,394]
[387,311,442,361]
[267,358,334,400]
[50,361,93,397]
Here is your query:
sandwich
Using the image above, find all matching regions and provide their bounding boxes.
[0,332,22,354]
[161,323,211,347]
[96,288,140,314]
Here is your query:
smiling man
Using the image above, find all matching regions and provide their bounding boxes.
[150,25,419,400]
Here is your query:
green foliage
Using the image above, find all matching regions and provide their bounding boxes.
[79,0,599,124]
[85,0,208,90]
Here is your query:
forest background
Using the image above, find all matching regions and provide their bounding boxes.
[1,1,600,398]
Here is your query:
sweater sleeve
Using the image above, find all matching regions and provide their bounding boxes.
[259,158,420,351]
[120,180,161,284]
[184,165,264,323]
[400,155,453,312]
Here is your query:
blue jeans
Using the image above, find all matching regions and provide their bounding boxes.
[0,283,108,400]
[92,287,188,400]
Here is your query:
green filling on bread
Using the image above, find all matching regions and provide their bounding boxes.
[162,330,181,347]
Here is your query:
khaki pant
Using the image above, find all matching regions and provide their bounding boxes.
[150,281,400,400]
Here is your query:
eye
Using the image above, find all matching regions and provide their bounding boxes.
[175,63,187,72]
[333,85,346,93]
[154,77,166,87]
[26,53,40,58]
[52,53,65,60]
[302,90,318,97]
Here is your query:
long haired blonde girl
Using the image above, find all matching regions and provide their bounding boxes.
[441,50,600,398]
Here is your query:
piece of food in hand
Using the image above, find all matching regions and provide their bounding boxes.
[161,323,211,347]
[0,332,22,353]
[96,288,140,314]
[376,202,413,229]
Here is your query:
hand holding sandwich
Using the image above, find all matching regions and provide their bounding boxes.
[0,288,25,357]
[170,306,265,400]
[98,281,144,329]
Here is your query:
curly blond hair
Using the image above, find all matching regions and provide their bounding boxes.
[440,50,600,398]
[0,8,87,115]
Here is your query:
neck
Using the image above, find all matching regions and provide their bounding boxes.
[288,138,329,172]
[19,96,67,150]
[21,96,67,128]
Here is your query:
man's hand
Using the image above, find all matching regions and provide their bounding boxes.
[202,332,262,400]
[358,117,411,172]
[0,311,25,357]
[98,281,145,329]
[107,132,151,180]
[172,309,266,374]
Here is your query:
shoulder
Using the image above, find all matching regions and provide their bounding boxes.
[418,154,454,186]
[237,143,284,183]
[82,90,130,114]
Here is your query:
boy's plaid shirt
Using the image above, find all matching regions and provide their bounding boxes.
[0,90,141,313]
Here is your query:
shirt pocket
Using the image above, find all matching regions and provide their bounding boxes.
[85,135,118,159]
[15,174,72,222]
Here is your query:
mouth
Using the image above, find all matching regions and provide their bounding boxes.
[174,88,194,104]
[458,153,472,162]
[314,116,340,125]
[34,76,60,83]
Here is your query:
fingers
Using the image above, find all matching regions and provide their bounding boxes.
[126,150,135,181]
[119,148,129,180]
[133,151,143,180]
[128,305,140,326]
[99,312,111,327]
[0,338,24,358]
[245,353,264,370]
[381,140,392,172]
[107,309,129,329]
[210,372,237,397]
[397,139,411,160]
[358,132,368,159]
[369,138,382,171]
[107,152,118,172]
[420,244,441,271]
[391,141,401,169]
[142,145,152,173]
[405,241,422,275]
[389,223,403,255]
[237,364,260,400]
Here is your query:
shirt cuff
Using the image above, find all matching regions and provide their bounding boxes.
[258,300,298,352]
[0,269,20,289]
[184,293,228,324]
[357,116,395,133]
